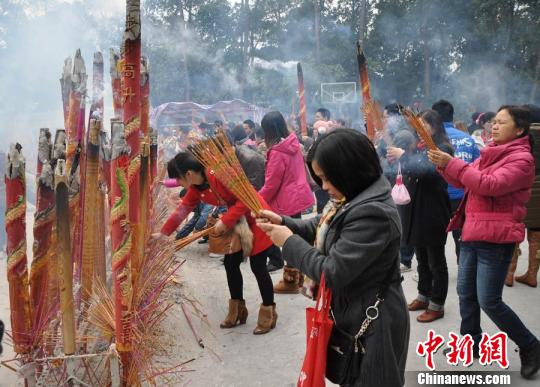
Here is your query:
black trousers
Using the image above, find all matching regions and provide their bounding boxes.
[450,198,463,262]
[416,245,449,307]
[224,247,274,306]
[267,212,302,267]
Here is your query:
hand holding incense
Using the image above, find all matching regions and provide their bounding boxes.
[190,131,264,214]
[401,108,439,151]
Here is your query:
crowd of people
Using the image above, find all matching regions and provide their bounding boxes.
[154,100,540,385]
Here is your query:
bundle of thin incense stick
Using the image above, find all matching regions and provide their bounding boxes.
[401,108,439,151]
[190,131,263,214]
[174,226,215,252]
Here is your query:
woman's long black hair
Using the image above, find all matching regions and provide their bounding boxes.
[261,111,290,148]
[420,109,453,153]
[306,129,382,202]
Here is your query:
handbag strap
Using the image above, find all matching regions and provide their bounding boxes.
[396,161,402,177]
[326,202,402,341]
[315,273,332,315]
[351,258,401,341]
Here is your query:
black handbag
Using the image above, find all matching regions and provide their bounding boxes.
[326,260,400,385]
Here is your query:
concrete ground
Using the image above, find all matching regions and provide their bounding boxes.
[1,225,539,386]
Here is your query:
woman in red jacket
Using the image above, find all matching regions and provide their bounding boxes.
[429,105,540,379]
[156,151,277,335]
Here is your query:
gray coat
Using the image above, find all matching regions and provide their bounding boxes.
[282,176,410,387]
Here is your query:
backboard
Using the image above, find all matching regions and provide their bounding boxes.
[321,82,357,104]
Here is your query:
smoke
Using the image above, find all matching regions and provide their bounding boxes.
[0,0,124,173]
[252,58,298,73]
[367,1,539,120]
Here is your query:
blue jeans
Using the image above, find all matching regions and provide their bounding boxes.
[400,245,414,267]
[176,203,214,239]
[458,241,537,349]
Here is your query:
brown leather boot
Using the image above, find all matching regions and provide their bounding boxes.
[515,231,540,288]
[238,299,248,324]
[220,299,248,328]
[253,304,275,335]
[417,309,444,323]
[273,266,300,294]
[505,246,520,287]
[408,299,428,311]
[271,303,278,329]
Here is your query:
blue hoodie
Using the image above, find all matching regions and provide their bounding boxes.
[443,122,480,200]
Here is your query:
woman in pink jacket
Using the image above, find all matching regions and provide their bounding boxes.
[259,111,314,292]
[429,105,539,380]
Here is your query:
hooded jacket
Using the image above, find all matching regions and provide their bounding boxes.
[441,136,535,243]
[259,133,314,216]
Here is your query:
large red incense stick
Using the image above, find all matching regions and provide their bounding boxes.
[64,50,86,296]
[110,48,123,119]
[47,130,67,314]
[65,49,86,175]
[356,41,375,140]
[5,144,33,354]
[91,52,107,286]
[60,57,72,128]
[110,120,134,384]
[30,129,55,339]
[54,159,76,356]
[80,119,102,305]
[123,0,142,295]
[297,62,308,137]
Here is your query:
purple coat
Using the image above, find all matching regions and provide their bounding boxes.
[440,136,535,243]
[259,133,314,216]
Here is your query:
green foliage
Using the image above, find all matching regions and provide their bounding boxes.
[141,0,540,119]
[1,0,539,120]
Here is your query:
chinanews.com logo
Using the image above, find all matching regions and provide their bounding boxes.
[413,329,512,386]
[417,329,509,370]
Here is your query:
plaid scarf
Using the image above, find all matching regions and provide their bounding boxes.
[302,197,346,299]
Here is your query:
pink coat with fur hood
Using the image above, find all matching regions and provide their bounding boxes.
[440,136,535,243]
[259,133,314,216]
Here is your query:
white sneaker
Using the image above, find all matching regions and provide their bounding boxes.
[209,253,224,258]
[400,263,412,273]
[413,272,419,282]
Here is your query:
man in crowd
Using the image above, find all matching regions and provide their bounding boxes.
[432,99,480,262]
[242,119,256,141]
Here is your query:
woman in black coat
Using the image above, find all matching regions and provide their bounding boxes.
[387,110,454,323]
[257,129,409,386]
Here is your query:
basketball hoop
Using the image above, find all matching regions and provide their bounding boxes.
[320,82,357,104]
